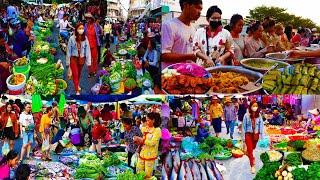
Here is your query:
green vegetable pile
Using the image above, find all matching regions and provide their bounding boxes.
[116,170,145,180]
[254,161,281,180]
[263,64,320,94]
[307,162,320,180]
[285,153,302,166]
[199,136,232,156]
[31,64,63,81]
[288,140,305,150]
[75,153,106,179]
[102,152,122,167]
[292,167,307,180]
[260,152,270,164]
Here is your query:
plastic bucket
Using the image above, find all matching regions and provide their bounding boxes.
[13,65,30,79]
[70,128,80,135]
[70,133,81,145]
[14,58,30,72]
[6,73,26,91]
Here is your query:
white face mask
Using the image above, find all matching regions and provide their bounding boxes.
[251,107,258,112]
[77,29,84,35]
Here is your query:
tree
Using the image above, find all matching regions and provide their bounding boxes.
[248,6,320,30]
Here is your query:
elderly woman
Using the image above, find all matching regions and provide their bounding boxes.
[193,5,234,66]
[274,23,292,51]
[244,21,275,58]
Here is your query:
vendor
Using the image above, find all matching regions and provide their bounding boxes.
[0,150,19,179]
[123,118,142,169]
[134,112,161,179]
[91,118,106,156]
[268,109,284,126]
[15,164,31,180]
[195,121,209,142]
[289,48,320,58]
[306,108,320,131]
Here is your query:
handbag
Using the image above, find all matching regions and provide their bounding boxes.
[130,152,138,167]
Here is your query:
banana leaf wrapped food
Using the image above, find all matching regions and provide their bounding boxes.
[283,75,292,85]
[288,86,296,94]
[294,64,302,74]
[263,80,277,92]
[300,75,310,87]
[308,90,316,94]
[280,85,290,94]
[302,87,308,94]
[310,78,319,91]
[293,86,303,94]
[284,67,291,76]
[302,66,309,75]
[272,85,283,94]
[316,71,320,79]
[291,73,302,86]
[264,70,281,81]
[308,66,317,77]
[277,77,283,86]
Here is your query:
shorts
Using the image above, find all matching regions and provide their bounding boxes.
[22,131,34,145]
[212,118,222,133]
[4,127,15,140]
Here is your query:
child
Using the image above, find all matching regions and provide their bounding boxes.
[195,122,209,143]
[135,116,142,128]
[91,118,106,156]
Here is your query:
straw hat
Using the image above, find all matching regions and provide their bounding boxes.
[212,96,218,100]
[309,108,320,116]
[84,13,94,19]
[225,97,232,103]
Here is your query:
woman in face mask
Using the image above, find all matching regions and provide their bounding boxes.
[66,23,91,95]
[193,5,235,66]
[242,100,264,174]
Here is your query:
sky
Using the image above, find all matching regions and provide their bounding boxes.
[168,0,320,25]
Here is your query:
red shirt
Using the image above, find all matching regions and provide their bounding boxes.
[101,111,113,122]
[92,109,100,119]
[92,124,106,140]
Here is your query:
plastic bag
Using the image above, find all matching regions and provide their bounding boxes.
[130,152,138,167]
[258,136,270,148]
[42,139,50,151]
[2,142,10,155]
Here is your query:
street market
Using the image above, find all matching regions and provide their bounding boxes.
[161,94,320,180]
[161,1,320,95]
[0,1,161,97]
[0,94,164,179]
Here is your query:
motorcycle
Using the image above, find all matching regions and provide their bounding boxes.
[59,28,73,54]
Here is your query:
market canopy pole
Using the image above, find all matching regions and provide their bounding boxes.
[58,93,66,115]
[31,94,42,113]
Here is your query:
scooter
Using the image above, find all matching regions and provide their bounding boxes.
[59,28,73,54]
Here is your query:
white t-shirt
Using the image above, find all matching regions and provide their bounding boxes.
[38,16,45,23]
[19,111,34,131]
[59,19,69,33]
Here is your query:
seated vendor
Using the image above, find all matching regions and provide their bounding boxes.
[268,109,284,126]
[195,121,209,143]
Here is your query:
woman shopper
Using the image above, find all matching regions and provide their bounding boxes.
[223,97,237,139]
[0,150,19,180]
[134,112,161,179]
[244,21,275,58]
[123,118,142,169]
[143,39,160,89]
[242,100,264,174]
[78,106,94,146]
[193,5,234,66]
[84,13,101,78]
[208,96,224,137]
[0,102,19,150]
[39,107,53,161]
[229,14,245,61]
[66,23,91,95]
[19,102,35,162]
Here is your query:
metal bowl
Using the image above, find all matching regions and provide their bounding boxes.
[266,52,304,62]
[206,66,263,95]
[240,58,290,72]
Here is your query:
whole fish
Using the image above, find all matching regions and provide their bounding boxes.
[170,167,178,180]
[199,162,208,180]
[178,161,186,180]
[191,160,201,180]
[185,160,193,180]
[162,164,169,180]
[211,161,224,180]
[206,161,216,180]
[173,150,181,172]
[165,151,173,176]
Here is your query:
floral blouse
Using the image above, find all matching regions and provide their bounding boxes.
[244,36,268,58]
[124,126,142,153]
[193,26,234,64]
[139,127,161,160]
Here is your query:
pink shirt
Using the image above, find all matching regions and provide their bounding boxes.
[0,163,10,179]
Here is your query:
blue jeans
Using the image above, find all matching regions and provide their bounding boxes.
[60,31,69,40]
[225,120,235,137]
[22,131,34,145]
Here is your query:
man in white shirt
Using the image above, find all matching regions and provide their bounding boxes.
[59,14,74,40]
[19,102,35,161]
[161,0,213,68]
